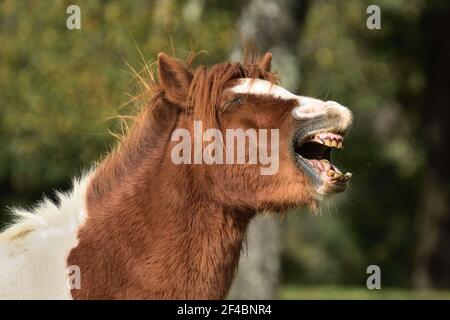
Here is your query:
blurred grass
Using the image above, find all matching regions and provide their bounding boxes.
[280,285,450,300]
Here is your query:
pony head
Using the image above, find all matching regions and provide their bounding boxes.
[157,52,353,212]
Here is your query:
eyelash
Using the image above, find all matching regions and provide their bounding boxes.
[222,96,242,111]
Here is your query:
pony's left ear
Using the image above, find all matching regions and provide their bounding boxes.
[259,52,272,72]
[158,53,193,107]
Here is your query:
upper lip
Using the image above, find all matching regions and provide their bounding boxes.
[292,127,352,193]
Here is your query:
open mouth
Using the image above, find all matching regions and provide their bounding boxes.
[293,131,352,194]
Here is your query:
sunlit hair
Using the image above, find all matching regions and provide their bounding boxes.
[111,47,279,142]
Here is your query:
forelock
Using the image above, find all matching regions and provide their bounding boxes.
[186,60,279,129]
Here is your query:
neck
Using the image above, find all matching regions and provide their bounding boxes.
[68,102,254,299]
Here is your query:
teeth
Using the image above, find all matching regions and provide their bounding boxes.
[321,159,330,171]
[324,139,332,147]
[313,137,325,145]
[311,133,344,149]
[323,138,341,148]
[303,132,350,183]
[327,170,338,178]
[325,170,352,182]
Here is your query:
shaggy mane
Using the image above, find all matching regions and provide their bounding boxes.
[113,49,279,142]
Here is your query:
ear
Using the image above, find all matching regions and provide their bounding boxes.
[259,52,272,72]
[158,53,193,106]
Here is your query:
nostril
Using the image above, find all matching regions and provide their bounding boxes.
[292,97,352,123]
[325,101,353,128]
[326,101,348,113]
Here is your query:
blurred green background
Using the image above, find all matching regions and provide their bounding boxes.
[1,0,449,299]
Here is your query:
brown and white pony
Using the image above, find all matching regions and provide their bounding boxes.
[0,52,352,299]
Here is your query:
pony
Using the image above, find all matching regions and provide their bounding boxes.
[0,52,353,299]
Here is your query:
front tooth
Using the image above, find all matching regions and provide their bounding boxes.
[321,160,330,171]
[325,139,333,147]
[331,140,337,147]
[337,141,343,149]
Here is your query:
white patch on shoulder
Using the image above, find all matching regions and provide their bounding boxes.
[0,170,93,300]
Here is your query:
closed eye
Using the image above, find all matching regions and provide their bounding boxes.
[221,96,242,112]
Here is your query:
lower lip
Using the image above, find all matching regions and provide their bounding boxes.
[294,154,350,192]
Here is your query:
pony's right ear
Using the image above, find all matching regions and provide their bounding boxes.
[158,53,193,107]
[259,52,272,72]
